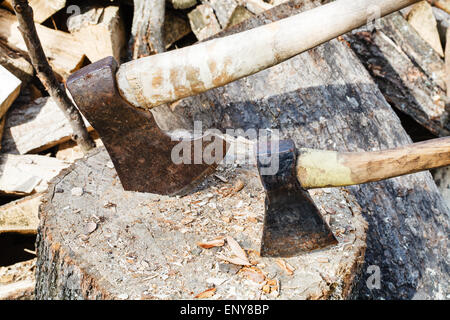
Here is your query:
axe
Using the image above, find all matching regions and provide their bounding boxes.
[66,0,420,195]
[256,138,450,257]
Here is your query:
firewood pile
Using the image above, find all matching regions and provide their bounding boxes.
[0,0,448,300]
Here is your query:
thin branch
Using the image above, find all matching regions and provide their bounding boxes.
[11,0,95,153]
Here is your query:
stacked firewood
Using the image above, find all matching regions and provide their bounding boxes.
[0,0,449,299]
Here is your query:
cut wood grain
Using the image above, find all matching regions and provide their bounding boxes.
[0,39,33,84]
[0,154,70,195]
[0,8,86,78]
[407,1,444,56]
[2,96,92,154]
[67,5,126,63]
[188,3,221,40]
[346,13,449,137]
[2,0,66,23]
[0,194,41,234]
[0,64,21,119]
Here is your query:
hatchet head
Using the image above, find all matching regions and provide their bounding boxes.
[256,140,338,257]
[66,57,228,196]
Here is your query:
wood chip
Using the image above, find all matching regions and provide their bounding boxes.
[194,287,216,299]
[197,238,225,249]
[233,179,245,193]
[240,267,266,283]
[276,259,295,276]
[216,253,251,266]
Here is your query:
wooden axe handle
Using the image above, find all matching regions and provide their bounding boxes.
[296,137,450,189]
[116,0,419,109]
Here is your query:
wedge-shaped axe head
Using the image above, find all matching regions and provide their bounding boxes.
[66,57,228,196]
[257,137,450,257]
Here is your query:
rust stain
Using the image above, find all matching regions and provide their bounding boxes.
[212,56,234,88]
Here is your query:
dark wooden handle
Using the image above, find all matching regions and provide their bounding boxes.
[297,137,450,188]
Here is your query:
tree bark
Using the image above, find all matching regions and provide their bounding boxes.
[11,0,95,153]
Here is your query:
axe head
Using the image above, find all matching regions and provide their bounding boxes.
[66,57,228,196]
[257,140,338,257]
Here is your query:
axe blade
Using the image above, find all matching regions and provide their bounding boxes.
[257,140,338,257]
[66,57,228,196]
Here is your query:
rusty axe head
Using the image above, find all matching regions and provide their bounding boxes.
[256,140,337,257]
[66,57,228,196]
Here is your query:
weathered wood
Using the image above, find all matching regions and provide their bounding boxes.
[432,0,450,14]
[2,0,66,23]
[346,13,449,137]
[240,0,273,15]
[36,147,368,300]
[163,10,192,49]
[67,5,126,63]
[205,0,253,29]
[407,1,444,56]
[129,0,165,59]
[0,8,86,78]
[446,30,450,95]
[188,3,221,40]
[432,167,450,208]
[0,40,33,84]
[0,194,41,234]
[163,0,449,299]
[0,154,70,196]
[2,97,92,154]
[0,279,35,300]
[0,64,21,119]
[56,132,103,163]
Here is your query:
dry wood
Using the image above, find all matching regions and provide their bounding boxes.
[188,3,221,40]
[2,0,65,23]
[206,0,239,28]
[10,0,95,153]
[0,193,41,234]
[447,30,450,96]
[432,167,450,208]
[432,0,450,13]
[55,132,102,163]
[240,0,273,15]
[163,10,192,49]
[0,39,33,84]
[407,1,444,56]
[2,96,92,154]
[296,137,450,189]
[129,0,165,59]
[0,64,21,119]
[0,153,70,195]
[0,8,86,78]
[67,5,126,63]
[346,13,449,137]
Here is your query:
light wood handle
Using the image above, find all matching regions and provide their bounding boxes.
[116,0,419,109]
[296,137,450,189]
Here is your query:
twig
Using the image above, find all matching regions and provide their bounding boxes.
[11,0,95,153]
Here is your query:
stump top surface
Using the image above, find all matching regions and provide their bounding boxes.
[38,148,367,300]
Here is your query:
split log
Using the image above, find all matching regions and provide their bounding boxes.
[432,0,450,14]
[35,0,449,300]
[129,0,165,59]
[0,8,86,78]
[240,0,273,15]
[162,10,192,50]
[432,6,450,48]
[188,3,221,40]
[67,5,126,63]
[407,1,444,56]
[0,154,70,196]
[2,96,92,154]
[0,64,21,119]
[0,279,35,300]
[1,0,66,23]
[206,0,239,28]
[346,13,449,137]
[36,147,368,300]
[0,194,41,234]
[447,30,450,95]
[0,40,34,84]
[55,132,103,163]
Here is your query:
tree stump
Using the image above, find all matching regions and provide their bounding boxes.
[35,147,367,300]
